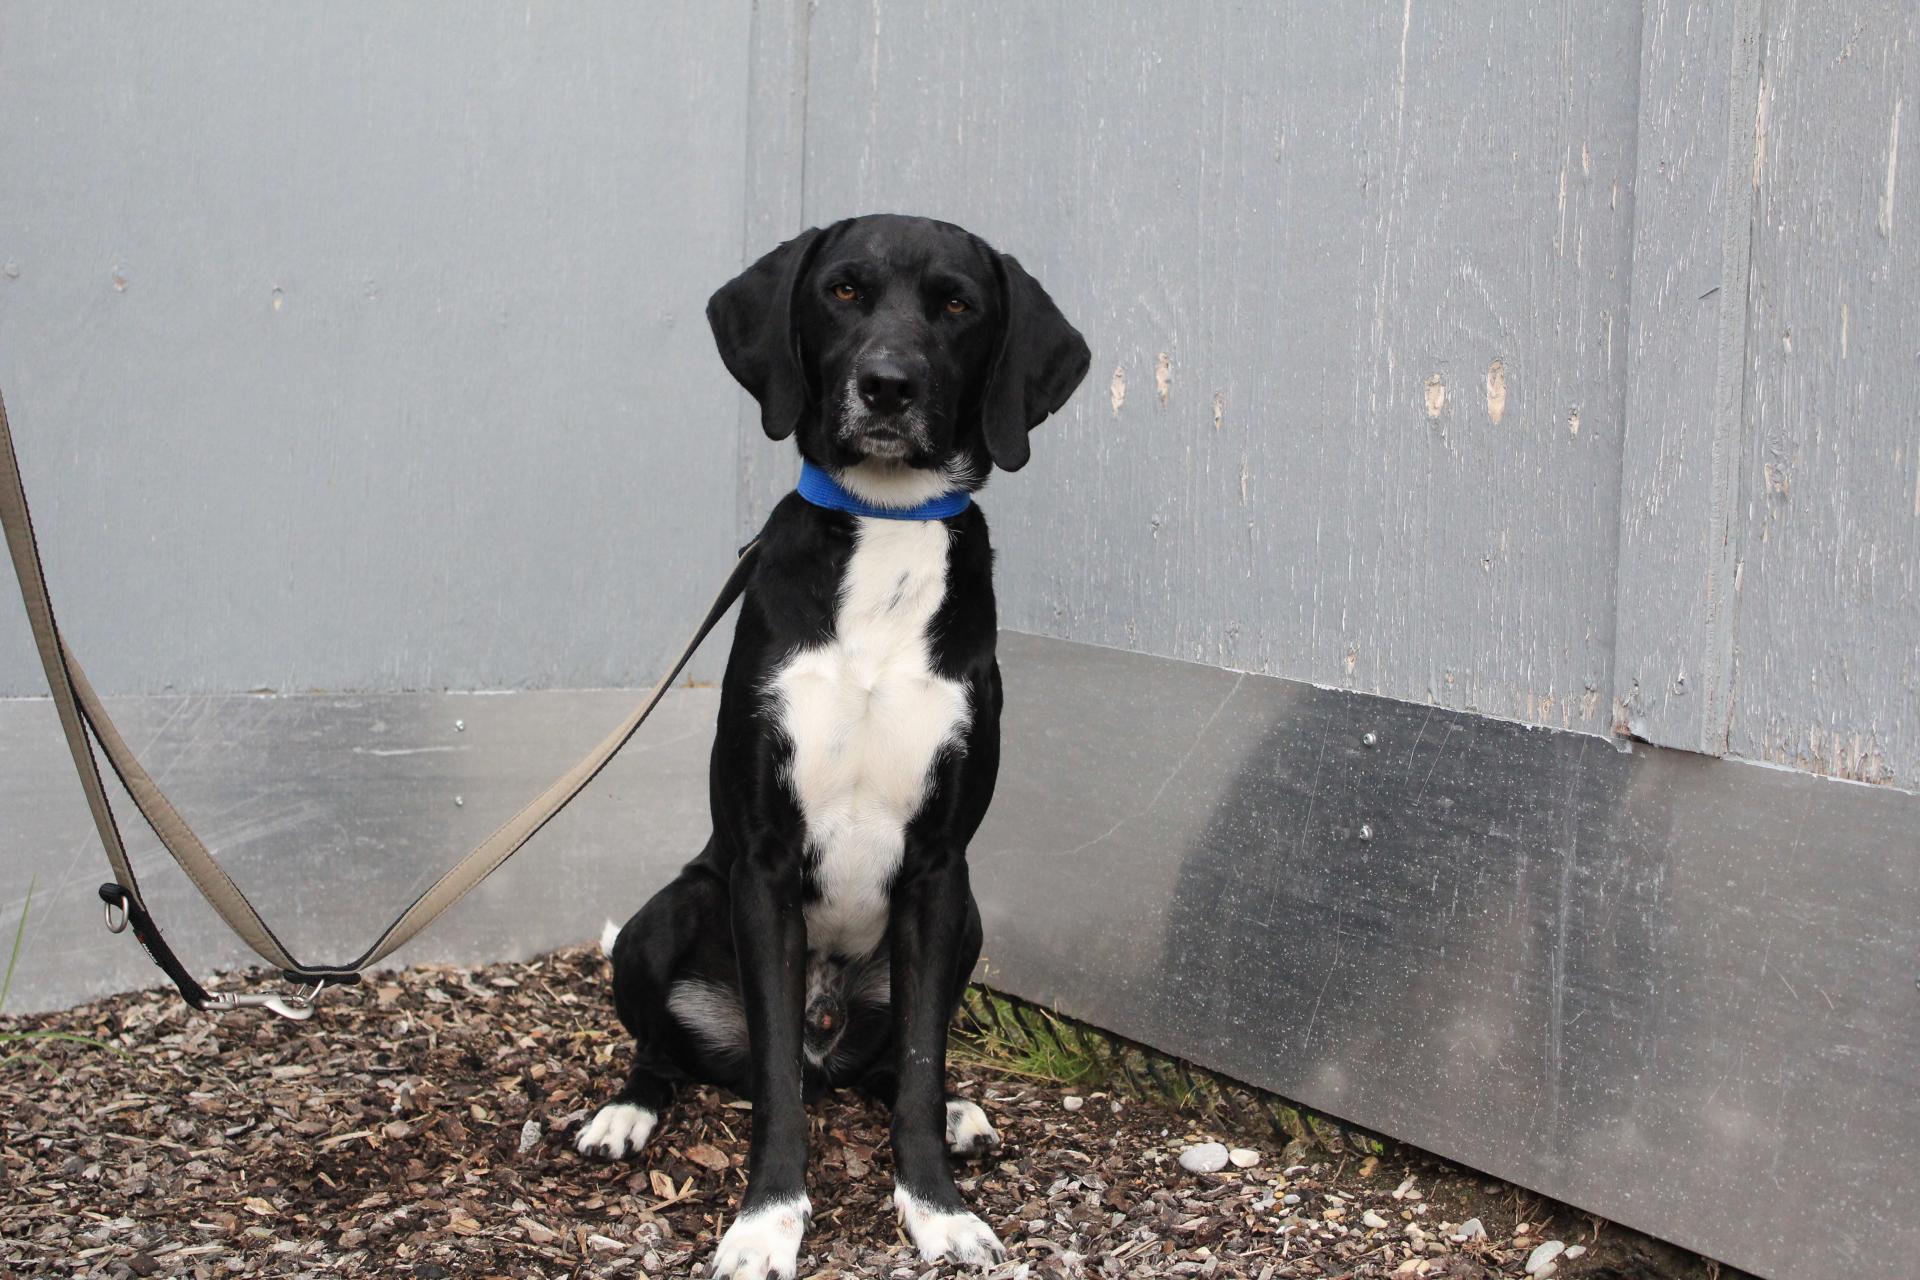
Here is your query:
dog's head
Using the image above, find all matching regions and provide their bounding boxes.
[707,214,1090,495]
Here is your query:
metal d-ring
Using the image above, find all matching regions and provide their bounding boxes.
[103,895,128,934]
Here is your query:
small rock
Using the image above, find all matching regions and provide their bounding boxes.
[1565,1245,1587,1260]
[1392,1176,1417,1200]
[1362,1210,1390,1230]
[1281,1194,1301,1206]
[517,1119,542,1155]
[1062,1095,1084,1112]
[1454,1217,1487,1242]
[1178,1142,1230,1173]
[1526,1240,1568,1274]
[1228,1147,1260,1168]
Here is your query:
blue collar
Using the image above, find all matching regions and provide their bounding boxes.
[794,460,973,520]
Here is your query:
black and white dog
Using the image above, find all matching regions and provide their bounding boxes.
[577,214,1090,1278]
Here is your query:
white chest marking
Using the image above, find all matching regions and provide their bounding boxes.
[770,518,970,959]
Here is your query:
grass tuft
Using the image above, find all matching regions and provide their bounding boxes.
[950,982,1385,1158]
[0,878,125,1070]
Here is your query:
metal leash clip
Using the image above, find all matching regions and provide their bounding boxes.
[204,977,329,1021]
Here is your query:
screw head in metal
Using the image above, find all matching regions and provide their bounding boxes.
[454,719,465,732]
[1361,731,1378,748]
[454,795,465,807]
[1359,823,1375,841]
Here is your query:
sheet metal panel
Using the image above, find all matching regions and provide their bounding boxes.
[972,632,1920,1280]
[0,688,716,1014]
[6,634,1909,1279]
[0,3,750,696]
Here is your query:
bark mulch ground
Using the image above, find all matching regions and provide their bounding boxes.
[2,945,1738,1279]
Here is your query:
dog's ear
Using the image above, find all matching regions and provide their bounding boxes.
[979,252,1092,472]
[706,225,830,440]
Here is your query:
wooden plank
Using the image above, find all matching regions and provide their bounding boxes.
[733,0,812,544]
[1729,1,1920,785]
[798,2,1643,736]
[1612,0,1763,754]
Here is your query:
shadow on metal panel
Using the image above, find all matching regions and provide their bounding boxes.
[971,631,1918,1280]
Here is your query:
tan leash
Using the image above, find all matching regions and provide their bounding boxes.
[0,383,758,1017]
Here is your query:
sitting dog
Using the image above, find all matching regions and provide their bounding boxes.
[577,214,1090,1278]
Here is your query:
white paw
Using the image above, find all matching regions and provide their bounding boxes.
[893,1186,1006,1266]
[711,1196,809,1280]
[574,1102,655,1159]
[944,1098,1001,1159]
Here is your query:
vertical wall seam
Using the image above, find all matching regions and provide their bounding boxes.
[1600,0,1656,746]
[1701,0,1765,753]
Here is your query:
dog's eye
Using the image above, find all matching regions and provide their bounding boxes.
[831,282,859,302]
[944,298,969,314]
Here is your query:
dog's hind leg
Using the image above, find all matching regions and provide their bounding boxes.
[575,1057,673,1159]
[579,863,731,1161]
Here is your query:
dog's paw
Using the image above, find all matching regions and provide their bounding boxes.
[711,1195,809,1280]
[893,1186,1007,1266]
[574,1102,656,1160]
[944,1098,1001,1160]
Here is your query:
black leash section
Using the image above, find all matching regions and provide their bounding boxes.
[0,382,758,1017]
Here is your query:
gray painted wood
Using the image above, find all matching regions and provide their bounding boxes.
[0,3,751,696]
[797,1,1642,737]
[1613,0,1763,756]
[4,2,1915,786]
[1727,3,1920,785]
[735,0,812,544]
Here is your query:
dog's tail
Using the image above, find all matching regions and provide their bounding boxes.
[599,919,621,960]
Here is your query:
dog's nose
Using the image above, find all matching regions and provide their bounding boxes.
[857,357,923,414]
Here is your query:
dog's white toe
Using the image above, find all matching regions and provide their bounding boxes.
[711,1195,809,1280]
[574,1102,656,1159]
[944,1098,1001,1159]
[893,1186,1006,1266]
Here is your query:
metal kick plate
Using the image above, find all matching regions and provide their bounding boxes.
[971,632,1920,1280]
[0,687,718,1012]
[2,634,1915,1279]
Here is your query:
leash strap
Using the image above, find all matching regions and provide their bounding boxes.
[0,384,758,1011]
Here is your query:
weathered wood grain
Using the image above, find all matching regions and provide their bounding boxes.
[1613,0,1763,756]
[0,4,753,694]
[795,1,1642,737]
[1730,2,1920,784]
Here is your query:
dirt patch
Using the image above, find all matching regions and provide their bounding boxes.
[2,946,1743,1278]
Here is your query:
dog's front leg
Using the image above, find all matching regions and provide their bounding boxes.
[887,845,1007,1266]
[710,846,811,1280]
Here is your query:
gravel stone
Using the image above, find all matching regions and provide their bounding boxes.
[0,943,1677,1278]
[1178,1142,1231,1173]
[1527,1240,1568,1274]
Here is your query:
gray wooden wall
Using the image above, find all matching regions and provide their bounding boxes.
[4,1,1915,788]
[0,3,752,694]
